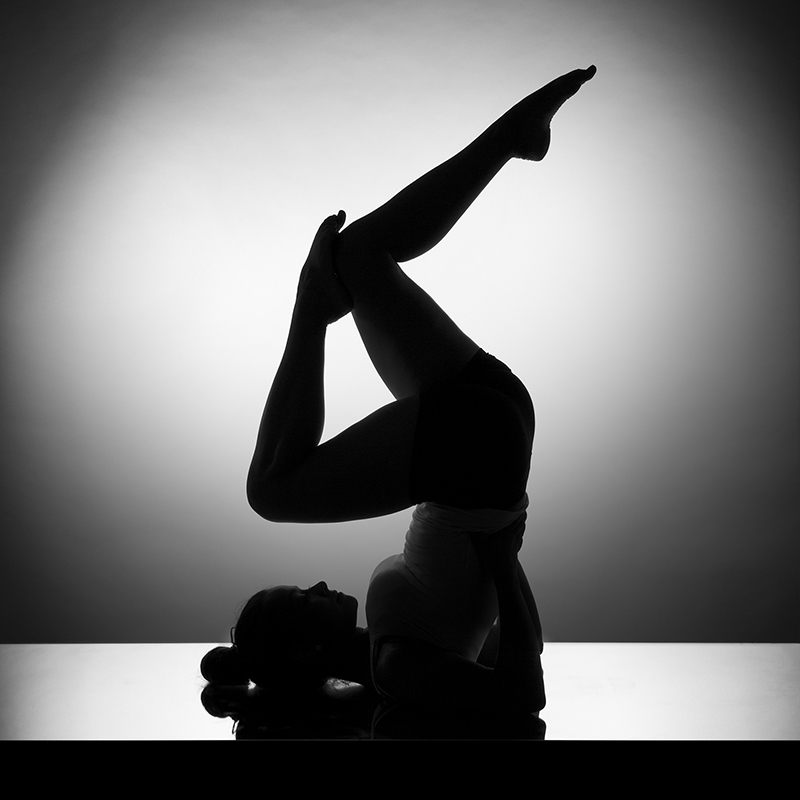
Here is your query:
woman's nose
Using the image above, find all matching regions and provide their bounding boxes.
[309,581,328,595]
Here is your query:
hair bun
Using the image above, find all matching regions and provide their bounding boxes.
[201,645,250,685]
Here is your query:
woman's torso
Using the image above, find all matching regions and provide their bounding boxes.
[366,350,533,684]
[365,495,529,663]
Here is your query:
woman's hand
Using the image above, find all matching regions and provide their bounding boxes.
[296,211,353,325]
[470,512,526,580]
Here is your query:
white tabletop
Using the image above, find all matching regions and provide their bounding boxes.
[1,643,797,740]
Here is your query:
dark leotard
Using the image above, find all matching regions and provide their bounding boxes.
[409,349,534,510]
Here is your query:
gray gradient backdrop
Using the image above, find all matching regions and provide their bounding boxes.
[1,0,797,644]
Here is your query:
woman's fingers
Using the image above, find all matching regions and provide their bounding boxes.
[496,513,526,554]
[470,512,527,564]
[508,515,526,553]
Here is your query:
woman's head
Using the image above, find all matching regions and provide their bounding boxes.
[201,582,358,689]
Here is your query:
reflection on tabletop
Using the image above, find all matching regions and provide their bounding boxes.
[200,678,546,740]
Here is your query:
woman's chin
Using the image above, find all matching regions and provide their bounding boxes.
[344,594,359,624]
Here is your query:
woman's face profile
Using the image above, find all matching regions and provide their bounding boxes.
[266,582,358,653]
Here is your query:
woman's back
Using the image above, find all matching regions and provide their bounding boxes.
[366,495,528,661]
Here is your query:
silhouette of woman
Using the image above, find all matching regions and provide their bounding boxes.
[203,67,596,713]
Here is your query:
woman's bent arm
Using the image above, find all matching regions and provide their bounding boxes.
[374,516,545,713]
[490,556,545,710]
[471,518,544,711]
[374,565,544,714]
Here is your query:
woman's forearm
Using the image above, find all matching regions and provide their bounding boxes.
[478,563,542,668]
[516,561,544,654]
[247,301,328,493]
[492,562,545,711]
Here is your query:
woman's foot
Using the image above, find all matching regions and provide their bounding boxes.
[499,66,597,161]
[297,211,353,325]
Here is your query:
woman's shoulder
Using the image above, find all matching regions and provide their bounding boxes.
[368,553,404,581]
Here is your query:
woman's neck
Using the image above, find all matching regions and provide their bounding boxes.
[324,627,372,687]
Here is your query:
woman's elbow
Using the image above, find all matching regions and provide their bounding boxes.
[515,674,546,714]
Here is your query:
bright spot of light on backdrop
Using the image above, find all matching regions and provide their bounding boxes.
[0,0,796,642]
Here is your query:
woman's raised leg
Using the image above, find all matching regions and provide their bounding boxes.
[334,66,597,399]
[248,67,597,523]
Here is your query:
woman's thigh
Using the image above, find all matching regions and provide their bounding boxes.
[258,380,531,523]
[335,223,479,400]
[410,382,533,509]
[257,395,420,523]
